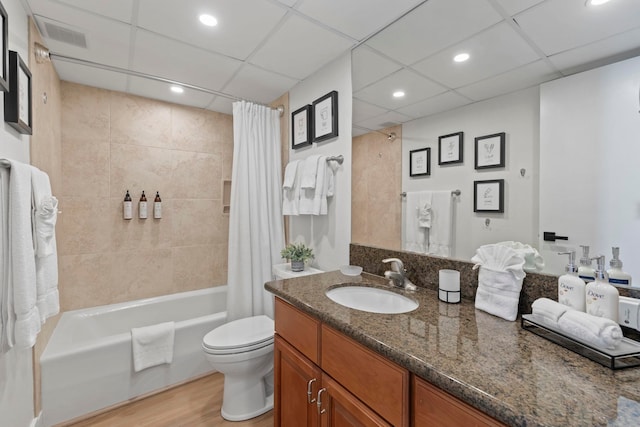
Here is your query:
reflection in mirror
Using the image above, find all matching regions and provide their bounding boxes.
[350,0,640,283]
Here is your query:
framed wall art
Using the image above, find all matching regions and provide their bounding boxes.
[0,1,7,92]
[438,131,463,165]
[473,179,504,213]
[409,147,430,177]
[4,50,32,135]
[291,104,312,149]
[475,132,505,169]
[312,90,338,142]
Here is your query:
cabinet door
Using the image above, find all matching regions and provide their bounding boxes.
[275,334,322,427]
[412,376,506,427]
[319,374,391,427]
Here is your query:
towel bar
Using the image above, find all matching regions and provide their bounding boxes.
[401,189,460,197]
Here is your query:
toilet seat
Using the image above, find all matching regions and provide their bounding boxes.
[203,315,274,355]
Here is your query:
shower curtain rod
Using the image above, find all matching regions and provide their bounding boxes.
[49,53,285,115]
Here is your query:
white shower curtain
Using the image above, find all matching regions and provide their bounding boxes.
[226,101,285,321]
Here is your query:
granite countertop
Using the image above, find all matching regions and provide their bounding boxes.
[265,271,640,427]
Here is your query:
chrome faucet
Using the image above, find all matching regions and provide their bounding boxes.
[382,258,417,291]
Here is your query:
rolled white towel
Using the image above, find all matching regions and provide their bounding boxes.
[557,310,623,350]
[531,298,570,324]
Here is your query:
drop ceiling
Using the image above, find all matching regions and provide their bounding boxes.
[22,0,640,134]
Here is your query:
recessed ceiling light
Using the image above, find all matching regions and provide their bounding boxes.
[586,0,611,5]
[199,14,218,27]
[170,86,184,94]
[393,91,405,98]
[454,53,470,63]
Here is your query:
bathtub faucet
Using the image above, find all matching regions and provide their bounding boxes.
[382,258,416,291]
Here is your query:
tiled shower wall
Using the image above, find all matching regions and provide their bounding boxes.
[58,82,233,311]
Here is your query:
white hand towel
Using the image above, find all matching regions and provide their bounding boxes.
[428,191,453,257]
[300,155,321,189]
[312,157,328,215]
[31,167,60,322]
[0,168,9,351]
[131,321,175,372]
[557,310,623,350]
[7,159,40,348]
[531,298,570,324]
[402,191,429,254]
[282,160,301,216]
[417,192,432,228]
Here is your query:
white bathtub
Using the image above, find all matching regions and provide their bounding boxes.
[41,286,227,427]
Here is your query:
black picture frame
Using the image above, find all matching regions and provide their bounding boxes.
[291,104,312,149]
[0,1,8,92]
[4,50,32,135]
[312,90,338,142]
[475,132,506,169]
[409,147,430,177]
[438,131,463,165]
[473,179,504,213]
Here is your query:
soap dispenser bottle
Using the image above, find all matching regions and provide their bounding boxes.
[578,245,595,282]
[557,251,586,311]
[607,247,632,286]
[585,255,619,322]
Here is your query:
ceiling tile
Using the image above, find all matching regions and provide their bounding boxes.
[53,60,128,93]
[491,0,545,16]
[127,76,216,109]
[412,22,540,88]
[352,127,370,137]
[354,110,413,131]
[515,0,640,56]
[352,99,388,123]
[365,0,502,65]
[55,0,134,22]
[137,0,286,60]
[296,0,424,40]
[396,91,471,118]
[222,65,299,104]
[548,27,640,75]
[250,14,354,80]
[352,46,403,92]
[456,60,560,101]
[132,30,243,91]
[354,69,447,109]
[206,97,234,115]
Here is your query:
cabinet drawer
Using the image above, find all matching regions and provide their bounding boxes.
[413,376,507,427]
[321,325,409,427]
[275,298,320,364]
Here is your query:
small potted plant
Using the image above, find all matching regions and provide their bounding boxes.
[280,242,314,272]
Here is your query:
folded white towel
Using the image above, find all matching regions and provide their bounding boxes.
[402,191,429,254]
[8,160,40,348]
[131,321,175,372]
[496,241,545,272]
[531,298,570,324]
[557,310,623,350]
[428,191,453,257]
[32,168,60,322]
[312,156,328,215]
[282,160,299,190]
[300,155,321,189]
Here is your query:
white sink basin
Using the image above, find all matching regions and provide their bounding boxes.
[325,286,418,314]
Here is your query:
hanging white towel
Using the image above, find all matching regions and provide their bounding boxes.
[428,191,453,257]
[312,156,328,215]
[402,191,429,253]
[300,155,321,189]
[31,168,59,322]
[321,161,337,215]
[282,160,300,216]
[7,159,40,348]
[417,192,432,228]
[0,168,9,351]
[131,321,175,372]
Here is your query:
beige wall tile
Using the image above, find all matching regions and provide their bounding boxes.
[211,243,228,285]
[171,150,221,200]
[110,249,174,302]
[61,138,110,197]
[172,199,221,246]
[171,105,220,154]
[110,92,172,149]
[110,143,174,199]
[57,197,112,256]
[172,245,216,292]
[110,197,172,251]
[61,82,110,142]
[59,253,115,311]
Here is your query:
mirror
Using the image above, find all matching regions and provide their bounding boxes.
[350,0,640,283]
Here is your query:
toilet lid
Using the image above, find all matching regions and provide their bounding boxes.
[203,315,274,351]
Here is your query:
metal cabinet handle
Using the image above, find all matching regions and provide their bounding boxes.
[317,388,327,415]
[307,378,317,404]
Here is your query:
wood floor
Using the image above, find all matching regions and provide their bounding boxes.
[66,373,273,427]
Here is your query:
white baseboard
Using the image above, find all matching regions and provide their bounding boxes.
[30,411,43,427]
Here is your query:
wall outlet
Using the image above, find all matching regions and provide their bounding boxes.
[619,296,640,331]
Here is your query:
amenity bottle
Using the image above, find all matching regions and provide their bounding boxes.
[557,251,586,311]
[578,245,595,282]
[153,191,162,219]
[585,256,619,322]
[123,190,132,220]
[139,190,148,219]
[607,247,632,286]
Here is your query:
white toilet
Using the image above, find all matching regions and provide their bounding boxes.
[203,264,323,421]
